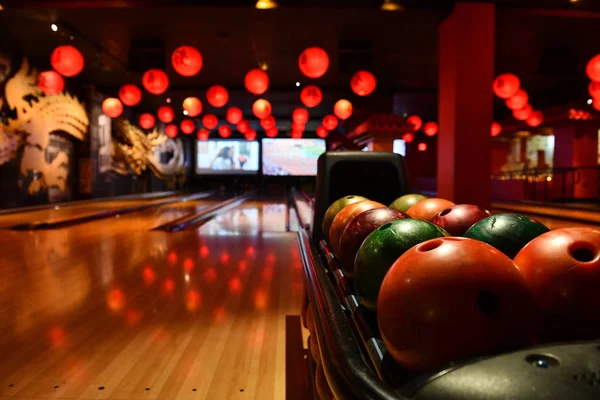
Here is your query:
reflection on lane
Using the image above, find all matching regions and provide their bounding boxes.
[198,201,288,235]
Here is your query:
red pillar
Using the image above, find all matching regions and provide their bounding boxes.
[437,3,495,208]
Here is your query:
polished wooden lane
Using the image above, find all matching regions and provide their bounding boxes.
[0,199,305,400]
[493,202,600,229]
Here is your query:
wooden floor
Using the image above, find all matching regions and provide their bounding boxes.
[0,197,306,400]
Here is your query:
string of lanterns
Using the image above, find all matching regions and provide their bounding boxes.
[493,73,544,128]
[586,55,600,111]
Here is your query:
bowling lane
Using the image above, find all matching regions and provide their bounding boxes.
[0,198,304,399]
[199,199,290,235]
[492,202,600,230]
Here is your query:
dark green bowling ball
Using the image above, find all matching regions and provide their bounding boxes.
[389,194,428,213]
[464,214,549,259]
[354,219,448,310]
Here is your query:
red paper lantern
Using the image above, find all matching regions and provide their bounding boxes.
[586,55,600,82]
[406,116,422,131]
[197,128,209,141]
[252,99,272,119]
[260,115,276,130]
[245,129,257,141]
[423,122,439,136]
[298,47,329,79]
[491,122,502,137]
[143,69,169,95]
[322,114,338,131]
[526,111,544,127]
[505,90,528,110]
[171,45,203,77]
[513,104,533,121]
[402,133,415,143]
[334,99,353,120]
[245,68,269,95]
[218,125,232,138]
[37,70,64,95]
[180,119,196,134]
[266,127,278,138]
[226,107,243,124]
[102,97,123,118]
[119,84,142,106]
[291,130,303,139]
[183,97,203,117]
[207,85,229,108]
[158,106,175,123]
[50,45,84,77]
[202,114,218,130]
[418,143,427,151]
[291,121,305,132]
[350,71,377,96]
[300,85,322,108]
[316,126,328,138]
[292,108,309,124]
[139,113,156,130]
[237,120,250,133]
[594,98,600,111]
[165,124,178,138]
[493,73,520,99]
[589,81,600,99]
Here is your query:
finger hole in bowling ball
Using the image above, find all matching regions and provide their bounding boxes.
[568,241,597,263]
[477,290,500,316]
[525,354,560,369]
[439,208,452,216]
[380,223,393,231]
[417,240,443,252]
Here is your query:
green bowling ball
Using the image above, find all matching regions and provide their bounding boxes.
[354,219,448,310]
[322,195,368,242]
[390,194,428,213]
[464,214,549,259]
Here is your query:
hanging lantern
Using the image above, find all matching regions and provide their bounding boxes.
[402,133,415,143]
[316,126,328,138]
[165,124,178,138]
[139,113,156,129]
[513,104,533,121]
[291,121,305,132]
[586,55,600,82]
[505,90,528,110]
[300,85,322,108]
[245,68,269,95]
[142,69,169,95]
[333,99,353,120]
[245,129,257,141]
[102,98,123,118]
[265,127,278,138]
[322,114,338,131]
[237,120,250,133]
[50,45,84,77]
[158,106,175,123]
[491,122,502,137]
[218,125,232,138]
[594,98,600,111]
[252,99,272,119]
[298,47,329,79]
[197,128,209,141]
[37,70,64,95]
[291,130,303,139]
[171,45,203,77]
[118,84,142,106]
[183,97,203,117]
[206,85,229,108]
[406,115,422,131]
[260,115,276,130]
[350,71,377,96]
[292,108,309,124]
[180,119,196,134]
[418,143,427,151]
[589,81,600,99]
[492,73,520,99]
[202,114,218,130]
[226,107,243,124]
[423,122,439,136]
[526,111,544,127]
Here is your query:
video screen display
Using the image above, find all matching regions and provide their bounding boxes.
[196,140,260,175]
[261,138,326,176]
[393,139,406,156]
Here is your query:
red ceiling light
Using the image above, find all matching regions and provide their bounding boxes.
[291,121,305,132]
[180,119,196,134]
[491,122,502,137]
[183,97,203,117]
[292,107,309,124]
[37,70,64,95]
[505,90,528,110]
[165,124,178,138]
[526,110,544,127]
[423,122,439,136]
[171,45,203,77]
[50,45,84,77]
[291,130,303,139]
[226,107,243,124]
[237,120,250,133]
[265,127,278,138]
[316,126,328,138]
[589,81,600,99]
[252,99,272,119]
[102,98,123,118]
[513,104,533,121]
[157,105,175,123]
[350,71,377,96]
[202,114,218,130]
[245,68,270,95]
[586,55,600,82]
[402,133,415,143]
[218,125,232,138]
[492,73,520,99]
[260,115,276,130]
[333,99,353,120]
[594,98,600,111]
[300,85,322,108]
[118,84,142,106]
[245,129,257,141]
[197,128,210,141]
[298,47,329,79]
[142,69,169,95]
[322,114,338,131]
[139,113,156,130]
[406,115,422,131]
[207,85,229,108]
[418,143,427,151]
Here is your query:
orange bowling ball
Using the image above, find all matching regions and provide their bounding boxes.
[407,198,455,221]
[378,237,537,372]
[514,227,600,342]
[329,200,385,259]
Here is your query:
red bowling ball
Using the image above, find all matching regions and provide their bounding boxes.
[430,204,491,236]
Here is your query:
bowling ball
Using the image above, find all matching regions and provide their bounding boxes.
[464,214,549,259]
[430,204,492,236]
[308,335,320,364]
[329,200,386,259]
[378,237,537,372]
[322,195,368,242]
[305,307,315,334]
[390,193,428,212]
[354,219,448,310]
[514,228,600,342]
[315,363,334,400]
[407,198,455,221]
[338,208,409,276]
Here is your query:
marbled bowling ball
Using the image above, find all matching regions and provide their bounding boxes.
[322,195,367,242]
[406,198,455,221]
[431,204,492,236]
[390,193,428,213]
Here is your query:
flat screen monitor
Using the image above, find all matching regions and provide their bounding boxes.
[262,138,326,176]
[393,139,406,156]
[196,140,260,174]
